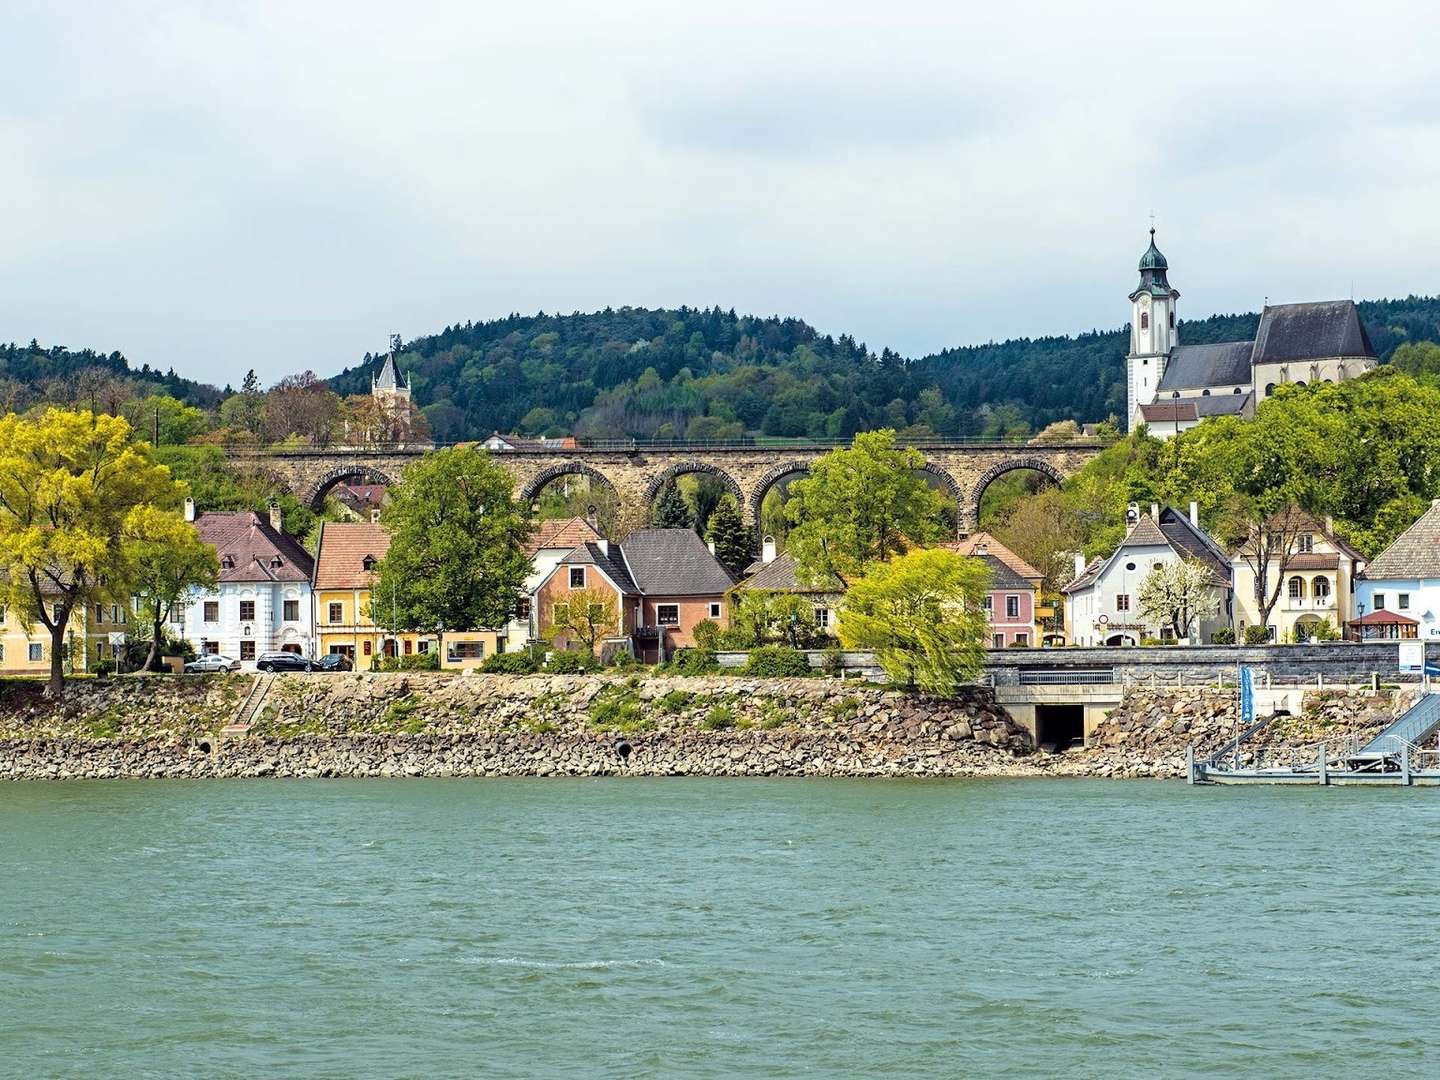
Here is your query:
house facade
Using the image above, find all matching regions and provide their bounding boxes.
[535,528,734,662]
[1126,230,1377,436]
[1064,505,1232,646]
[500,516,604,649]
[1349,499,1440,641]
[181,503,315,667]
[1230,510,1364,642]
[0,592,126,676]
[731,537,845,637]
[312,520,502,668]
[945,532,1043,647]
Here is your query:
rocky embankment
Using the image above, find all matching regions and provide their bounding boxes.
[0,673,1035,780]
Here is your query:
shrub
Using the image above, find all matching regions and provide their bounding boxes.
[658,690,695,714]
[702,703,736,730]
[546,650,597,674]
[742,645,812,678]
[1243,625,1271,645]
[378,651,441,672]
[608,650,641,669]
[714,627,756,650]
[480,652,539,674]
[92,659,116,677]
[1210,627,1236,645]
[1310,619,1342,642]
[588,685,651,731]
[692,619,721,651]
[822,642,845,678]
[758,704,788,729]
[668,647,719,676]
[827,695,862,723]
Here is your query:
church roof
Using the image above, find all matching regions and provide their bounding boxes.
[374,353,407,390]
[1138,229,1168,271]
[1158,341,1255,391]
[1252,300,1375,365]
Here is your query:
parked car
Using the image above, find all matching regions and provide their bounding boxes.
[185,653,240,673]
[255,651,314,673]
[313,652,354,672]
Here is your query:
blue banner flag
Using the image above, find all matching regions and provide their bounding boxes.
[1239,666,1254,725]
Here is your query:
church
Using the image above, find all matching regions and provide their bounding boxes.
[1126,230,1377,436]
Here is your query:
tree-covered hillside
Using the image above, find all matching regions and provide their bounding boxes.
[329,298,1440,443]
[0,340,224,413]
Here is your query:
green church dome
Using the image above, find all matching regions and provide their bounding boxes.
[1138,228,1168,271]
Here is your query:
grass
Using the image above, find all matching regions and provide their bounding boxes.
[827,695,863,724]
[702,704,736,730]
[588,685,654,733]
[383,696,425,734]
[658,690,695,714]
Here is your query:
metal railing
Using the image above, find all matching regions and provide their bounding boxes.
[1018,669,1115,685]
[218,434,1116,455]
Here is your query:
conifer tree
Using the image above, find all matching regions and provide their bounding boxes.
[651,482,692,529]
[706,496,754,577]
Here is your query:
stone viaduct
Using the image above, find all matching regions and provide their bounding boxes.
[227,440,1106,534]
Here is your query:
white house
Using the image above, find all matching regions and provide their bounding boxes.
[500,516,604,649]
[180,501,316,666]
[1350,498,1440,641]
[1125,229,1377,437]
[1064,504,1232,646]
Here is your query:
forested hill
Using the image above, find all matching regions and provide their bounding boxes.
[0,340,224,412]
[328,298,1440,443]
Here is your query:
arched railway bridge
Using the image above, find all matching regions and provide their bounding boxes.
[226,439,1107,534]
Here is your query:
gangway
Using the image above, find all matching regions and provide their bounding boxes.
[1345,692,1440,771]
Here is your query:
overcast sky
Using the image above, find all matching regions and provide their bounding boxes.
[3,1,1437,387]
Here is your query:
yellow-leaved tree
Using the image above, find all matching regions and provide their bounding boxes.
[0,409,186,697]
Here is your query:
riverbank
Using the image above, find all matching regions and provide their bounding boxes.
[0,673,1408,780]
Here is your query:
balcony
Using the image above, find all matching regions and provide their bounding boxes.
[1282,595,1336,613]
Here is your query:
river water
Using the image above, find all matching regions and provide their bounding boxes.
[2,778,1436,1078]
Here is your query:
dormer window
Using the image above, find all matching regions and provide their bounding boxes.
[270,556,283,568]
[362,555,377,572]
[220,556,235,570]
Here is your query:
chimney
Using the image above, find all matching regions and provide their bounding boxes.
[975,542,989,556]
[1325,514,1334,535]
[268,499,282,531]
[370,508,382,524]
[597,539,610,557]
[183,497,196,523]
[1189,501,1199,526]
[1074,553,1087,577]
[584,507,598,532]
[707,539,717,556]
[762,535,777,564]
[1150,502,1160,520]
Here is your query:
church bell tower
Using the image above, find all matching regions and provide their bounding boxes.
[1126,228,1179,431]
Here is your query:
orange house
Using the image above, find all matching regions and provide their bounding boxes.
[534,528,734,662]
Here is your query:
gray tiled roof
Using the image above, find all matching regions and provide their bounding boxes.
[737,551,843,594]
[1360,500,1440,580]
[1195,390,1253,417]
[1158,341,1255,391]
[1252,300,1375,364]
[374,353,406,389]
[617,528,735,596]
[979,554,1035,592]
[559,542,637,594]
[1062,507,1230,592]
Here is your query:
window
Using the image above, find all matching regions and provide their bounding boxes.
[448,641,485,661]
[1169,310,1175,328]
[95,604,105,622]
[328,602,344,624]
[569,567,586,589]
[1116,594,1131,612]
[403,639,413,655]
[992,633,1004,648]
[29,643,43,662]
[1288,577,1304,599]
[204,601,219,623]
[239,600,255,622]
[1201,389,1211,396]
[283,600,299,622]
[363,640,373,656]
[53,603,64,623]
[1399,593,1411,611]
[1298,534,1314,553]
[709,602,722,619]
[362,555,377,572]
[417,640,429,654]
[814,606,831,628]
[1015,632,1029,647]
[1005,595,1020,619]
[1313,576,1331,601]
[516,597,532,620]
[167,603,183,624]
[240,641,255,661]
[1265,383,1276,396]
[656,604,680,625]
[201,640,216,655]
[1234,387,1242,394]
[1125,562,1136,571]
[0,605,6,625]
[1140,311,1149,330]
[982,595,993,613]
[1374,593,1386,610]
[269,556,283,569]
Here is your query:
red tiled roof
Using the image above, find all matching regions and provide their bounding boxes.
[313,521,391,589]
[526,517,603,558]
[195,511,314,583]
[943,531,1043,582]
[1348,610,1418,626]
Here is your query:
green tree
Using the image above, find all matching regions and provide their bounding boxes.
[705,496,755,577]
[546,585,619,657]
[837,548,989,695]
[218,370,266,437]
[122,394,208,446]
[1136,559,1221,641]
[784,429,946,582]
[0,409,184,696]
[1390,341,1440,380]
[370,447,532,633]
[127,512,220,671]
[651,482,692,529]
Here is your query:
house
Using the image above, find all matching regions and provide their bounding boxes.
[535,528,734,662]
[334,483,387,521]
[1349,499,1440,641]
[1229,508,1364,643]
[479,432,578,451]
[1125,229,1377,435]
[944,532,1044,648]
[1063,504,1232,646]
[181,501,315,668]
[499,516,605,650]
[0,583,126,676]
[311,520,502,668]
[731,536,845,636]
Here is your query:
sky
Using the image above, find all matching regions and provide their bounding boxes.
[3,0,1439,387]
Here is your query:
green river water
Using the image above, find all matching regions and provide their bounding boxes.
[1,778,1436,1078]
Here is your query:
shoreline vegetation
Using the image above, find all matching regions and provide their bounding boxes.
[0,673,1403,782]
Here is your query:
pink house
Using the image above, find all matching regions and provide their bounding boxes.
[945,533,1044,648]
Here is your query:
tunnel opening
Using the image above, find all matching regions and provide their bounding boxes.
[1035,704,1085,753]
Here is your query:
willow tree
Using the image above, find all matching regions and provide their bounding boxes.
[0,409,184,697]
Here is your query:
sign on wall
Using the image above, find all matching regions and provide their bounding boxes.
[1399,641,1424,673]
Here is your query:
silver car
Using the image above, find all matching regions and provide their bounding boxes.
[185,653,240,673]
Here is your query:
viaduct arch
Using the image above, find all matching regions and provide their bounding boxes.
[227,440,1103,534]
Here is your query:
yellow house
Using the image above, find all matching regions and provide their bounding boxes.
[311,521,503,669]
[0,593,129,676]
[1230,509,1365,643]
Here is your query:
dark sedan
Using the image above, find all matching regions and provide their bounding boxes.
[255,651,313,673]
[313,652,354,672]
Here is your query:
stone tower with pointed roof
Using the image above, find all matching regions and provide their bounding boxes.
[371,335,411,406]
[1126,228,1180,432]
